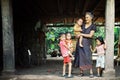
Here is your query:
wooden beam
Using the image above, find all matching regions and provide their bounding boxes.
[33,0,48,16]
[57,0,63,15]
[115,6,120,15]
[93,11,105,22]
[74,0,79,15]
[74,0,85,17]
[82,0,90,15]
[92,0,104,22]
[92,0,104,12]
[93,17,99,22]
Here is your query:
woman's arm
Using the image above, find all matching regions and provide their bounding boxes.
[81,30,95,38]
[90,45,96,53]
[92,48,97,53]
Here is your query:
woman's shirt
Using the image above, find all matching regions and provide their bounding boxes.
[82,24,96,46]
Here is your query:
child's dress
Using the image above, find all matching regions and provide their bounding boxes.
[96,44,105,68]
[59,40,71,63]
[66,40,73,53]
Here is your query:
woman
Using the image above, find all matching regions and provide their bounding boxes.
[74,12,96,78]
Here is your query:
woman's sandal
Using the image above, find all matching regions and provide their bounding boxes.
[80,73,84,77]
[61,74,67,77]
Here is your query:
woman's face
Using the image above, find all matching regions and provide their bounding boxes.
[85,14,92,24]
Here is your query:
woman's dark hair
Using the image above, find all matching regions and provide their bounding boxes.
[96,36,105,44]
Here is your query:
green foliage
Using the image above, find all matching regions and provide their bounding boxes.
[46,31,55,41]
[114,27,120,55]
[94,26,105,38]
[46,26,120,55]
[46,27,74,54]
[114,27,119,42]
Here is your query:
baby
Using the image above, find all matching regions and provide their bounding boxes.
[74,18,83,47]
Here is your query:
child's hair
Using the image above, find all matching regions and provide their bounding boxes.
[58,33,65,42]
[76,18,83,23]
[96,36,105,44]
[59,33,65,37]
[66,32,71,35]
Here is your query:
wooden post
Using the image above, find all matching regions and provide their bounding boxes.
[104,0,115,77]
[1,0,15,74]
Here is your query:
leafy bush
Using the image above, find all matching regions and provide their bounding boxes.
[46,27,74,54]
[46,26,120,56]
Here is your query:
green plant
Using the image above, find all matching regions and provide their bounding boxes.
[46,27,74,54]
[46,25,120,56]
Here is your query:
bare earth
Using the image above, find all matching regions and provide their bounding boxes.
[0,56,120,80]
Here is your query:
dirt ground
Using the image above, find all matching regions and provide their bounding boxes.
[0,56,120,80]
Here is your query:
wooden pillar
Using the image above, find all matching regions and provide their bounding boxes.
[104,0,115,77]
[1,0,15,74]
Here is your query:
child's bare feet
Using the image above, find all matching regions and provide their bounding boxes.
[79,43,83,47]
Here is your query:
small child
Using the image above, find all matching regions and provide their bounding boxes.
[92,36,106,77]
[65,32,74,59]
[59,33,73,78]
[74,18,83,47]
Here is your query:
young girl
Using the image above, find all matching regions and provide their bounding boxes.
[66,32,74,58]
[92,36,106,77]
[74,18,83,47]
[59,33,73,78]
